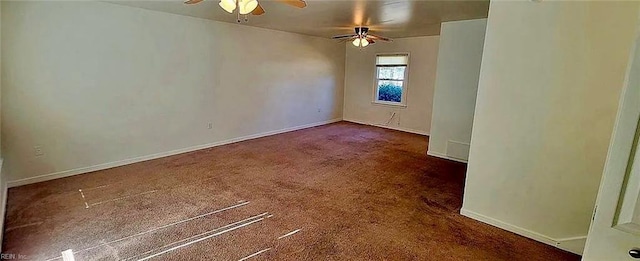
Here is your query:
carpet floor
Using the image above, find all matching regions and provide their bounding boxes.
[3,122,579,260]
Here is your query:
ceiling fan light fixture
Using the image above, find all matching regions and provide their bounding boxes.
[239,0,259,15]
[352,38,361,47]
[361,38,369,47]
[333,27,390,48]
[219,0,236,13]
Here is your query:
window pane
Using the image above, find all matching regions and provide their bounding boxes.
[377,66,406,80]
[377,55,408,65]
[377,80,403,103]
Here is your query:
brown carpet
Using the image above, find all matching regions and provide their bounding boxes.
[3,122,579,261]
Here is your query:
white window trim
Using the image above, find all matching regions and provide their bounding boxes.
[372,52,410,107]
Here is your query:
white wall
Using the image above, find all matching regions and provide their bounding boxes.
[1,1,345,185]
[0,0,5,249]
[0,0,2,159]
[461,0,640,255]
[427,19,486,162]
[343,36,439,135]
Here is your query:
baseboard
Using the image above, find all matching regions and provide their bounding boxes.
[556,236,587,255]
[460,208,585,255]
[426,150,468,163]
[460,208,557,247]
[343,119,429,136]
[7,119,342,188]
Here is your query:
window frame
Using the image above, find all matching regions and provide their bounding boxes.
[372,53,410,107]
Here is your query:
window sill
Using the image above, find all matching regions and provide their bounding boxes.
[372,101,407,108]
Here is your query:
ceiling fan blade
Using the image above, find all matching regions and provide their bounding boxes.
[338,36,358,43]
[184,0,204,4]
[252,4,265,15]
[332,34,357,39]
[367,39,376,44]
[277,0,307,8]
[367,34,392,42]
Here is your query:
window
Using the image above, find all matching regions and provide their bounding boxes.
[374,54,409,106]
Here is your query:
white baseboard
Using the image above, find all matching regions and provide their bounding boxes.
[426,150,468,163]
[7,119,342,188]
[343,118,429,136]
[556,236,587,255]
[460,208,585,255]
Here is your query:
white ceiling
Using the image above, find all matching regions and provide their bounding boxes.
[106,0,489,38]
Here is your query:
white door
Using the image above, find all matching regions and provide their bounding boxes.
[582,20,640,260]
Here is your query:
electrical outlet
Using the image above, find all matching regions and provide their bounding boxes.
[207,122,213,129]
[34,146,44,156]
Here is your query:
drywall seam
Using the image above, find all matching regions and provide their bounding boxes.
[461,208,585,255]
[343,119,429,136]
[426,151,468,163]
[7,119,342,187]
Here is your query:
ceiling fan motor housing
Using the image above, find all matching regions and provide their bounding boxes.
[355,27,369,36]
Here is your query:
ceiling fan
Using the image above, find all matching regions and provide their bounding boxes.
[184,0,307,22]
[332,27,392,48]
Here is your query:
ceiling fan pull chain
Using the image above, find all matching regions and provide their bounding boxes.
[237,11,241,23]
[244,15,249,22]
